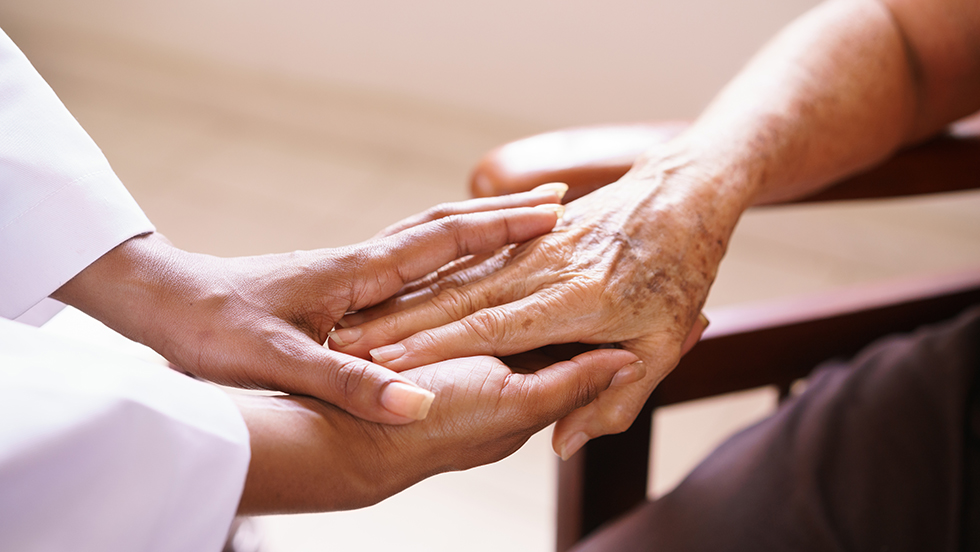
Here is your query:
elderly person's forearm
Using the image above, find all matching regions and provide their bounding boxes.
[653,0,978,208]
[328,0,980,458]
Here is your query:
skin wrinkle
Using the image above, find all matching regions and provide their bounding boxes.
[497,371,522,414]
[463,309,507,352]
[331,356,372,412]
[424,249,509,296]
[344,221,548,329]
[436,286,479,324]
[396,252,481,296]
[605,196,708,335]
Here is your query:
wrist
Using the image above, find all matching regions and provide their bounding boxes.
[629,136,761,220]
[52,232,191,349]
[609,140,754,255]
[236,393,429,514]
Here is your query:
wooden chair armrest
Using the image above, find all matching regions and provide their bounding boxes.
[472,113,980,203]
[469,122,686,201]
[659,267,980,404]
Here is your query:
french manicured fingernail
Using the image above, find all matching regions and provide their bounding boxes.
[559,432,589,461]
[328,327,362,347]
[534,203,565,219]
[698,312,710,329]
[610,360,646,387]
[335,317,351,329]
[532,182,569,201]
[381,381,435,420]
[370,343,407,363]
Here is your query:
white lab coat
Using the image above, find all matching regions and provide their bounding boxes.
[0,27,250,551]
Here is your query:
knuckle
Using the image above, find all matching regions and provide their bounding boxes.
[427,202,457,221]
[437,213,466,232]
[601,403,637,434]
[436,214,476,256]
[461,309,506,350]
[329,358,373,409]
[405,329,440,354]
[433,286,475,320]
[338,244,373,268]
[426,280,446,298]
[500,372,534,407]
[526,234,570,264]
[340,247,383,289]
[374,309,410,338]
[571,376,601,410]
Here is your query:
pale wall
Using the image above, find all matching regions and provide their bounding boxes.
[1,0,819,127]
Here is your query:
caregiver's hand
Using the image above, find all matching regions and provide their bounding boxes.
[52,188,565,425]
[329,152,747,451]
[237,346,640,514]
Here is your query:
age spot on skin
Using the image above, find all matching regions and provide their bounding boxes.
[644,270,668,295]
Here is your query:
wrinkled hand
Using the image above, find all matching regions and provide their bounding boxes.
[237,346,640,513]
[53,188,566,425]
[329,161,740,453]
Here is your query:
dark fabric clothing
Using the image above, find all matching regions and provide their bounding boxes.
[575,306,980,552]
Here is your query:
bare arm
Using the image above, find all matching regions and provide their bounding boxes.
[680,0,980,207]
[328,0,980,457]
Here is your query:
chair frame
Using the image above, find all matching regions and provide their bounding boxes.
[469,114,980,551]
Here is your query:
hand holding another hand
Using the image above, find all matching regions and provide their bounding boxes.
[236,346,640,513]
[329,155,745,456]
[53,186,567,425]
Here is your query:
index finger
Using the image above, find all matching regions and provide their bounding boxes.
[347,206,562,310]
[374,183,568,238]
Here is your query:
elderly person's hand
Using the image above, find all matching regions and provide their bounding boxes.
[52,187,566,425]
[305,0,980,461]
[327,151,738,456]
[235,345,640,513]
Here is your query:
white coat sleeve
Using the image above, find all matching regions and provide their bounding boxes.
[0,27,155,319]
[0,317,251,552]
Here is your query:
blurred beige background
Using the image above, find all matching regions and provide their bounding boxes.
[3,0,978,550]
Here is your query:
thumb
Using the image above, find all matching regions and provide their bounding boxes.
[279,345,437,425]
[680,312,710,356]
[521,348,641,426]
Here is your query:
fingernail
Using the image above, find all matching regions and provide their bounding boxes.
[370,343,407,363]
[335,318,351,329]
[381,381,435,420]
[559,432,589,461]
[532,182,569,201]
[698,312,710,329]
[610,360,645,387]
[328,327,362,347]
[533,203,565,220]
